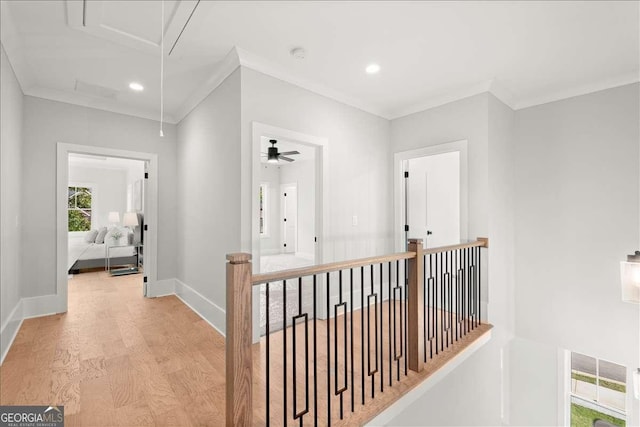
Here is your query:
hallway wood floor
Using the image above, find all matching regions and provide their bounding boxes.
[0,271,492,426]
[0,271,226,426]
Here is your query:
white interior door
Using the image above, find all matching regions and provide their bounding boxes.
[281,184,298,254]
[406,152,460,248]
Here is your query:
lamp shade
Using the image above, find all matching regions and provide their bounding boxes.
[621,252,640,303]
[123,212,139,227]
[108,211,120,224]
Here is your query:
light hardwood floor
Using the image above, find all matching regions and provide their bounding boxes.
[0,271,226,426]
[0,271,492,426]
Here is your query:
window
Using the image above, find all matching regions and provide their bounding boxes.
[68,186,93,231]
[570,351,626,427]
[260,184,268,236]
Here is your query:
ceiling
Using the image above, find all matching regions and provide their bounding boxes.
[2,1,638,123]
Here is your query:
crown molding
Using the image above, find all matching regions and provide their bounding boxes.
[25,85,177,124]
[513,72,640,110]
[173,47,241,123]
[235,46,390,120]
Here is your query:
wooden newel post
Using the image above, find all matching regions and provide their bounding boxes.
[226,253,253,427]
[407,239,425,373]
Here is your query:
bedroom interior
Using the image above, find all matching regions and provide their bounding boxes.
[0,1,638,426]
[66,154,145,279]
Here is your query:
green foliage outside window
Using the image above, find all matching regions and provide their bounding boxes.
[68,186,92,231]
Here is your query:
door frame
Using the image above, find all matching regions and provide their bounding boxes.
[56,143,159,311]
[251,122,328,342]
[394,140,468,252]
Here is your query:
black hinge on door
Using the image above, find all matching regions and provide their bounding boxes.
[144,172,149,179]
[143,276,148,283]
[405,225,409,232]
[144,225,148,231]
[284,243,287,247]
[284,218,287,222]
[284,193,287,197]
[404,171,409,178]
[314,237,317,242]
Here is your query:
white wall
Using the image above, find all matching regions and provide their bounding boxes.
[241,67,392,264]
[388,93,514,426]
[0,44,24,357]
[176,68,241,330]
[68,165,127,229]
[21,96,178,297]
[259,163,281,255]
[512,83,640,425]
[280,159,315,258]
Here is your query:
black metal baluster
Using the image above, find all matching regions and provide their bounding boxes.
[334,271,347,420]
[388,262,392,387]
[326,272,331,426]
[292,277,309,426]
[396,259,401,379]
[404,259,408,376]
[478,246,482,326]
[360,266,365,406]
[266,283,270,427]
[350,268,354,413]
[422,255,427,363]
[313,275,318,427]
[283,280,287,427]
[379,263,384,393]
[439,252,444,352]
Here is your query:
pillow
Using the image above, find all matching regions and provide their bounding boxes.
[84,229,99,243]
[105,226,130,246]
[95,227,108,244]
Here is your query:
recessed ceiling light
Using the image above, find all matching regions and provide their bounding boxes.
[366,63,380,74]
[129,82,144,92]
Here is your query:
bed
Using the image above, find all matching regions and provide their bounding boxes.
[68,213,143,273]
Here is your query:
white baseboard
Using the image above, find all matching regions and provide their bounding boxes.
[147,278,176,297]
[365,329,492,426]
[22,294,62,319]
[174,278,226,337]
[0,299,23,365]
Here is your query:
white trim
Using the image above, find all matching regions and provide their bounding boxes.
[25,86,178,124]
[251,122,329,342]
[514,73,639,110]
[146,278,176,298]
[393,140,469,252]
[366,329,492,426]
[22,294,63,319]
[237,47,388,119]
[0,300,23,365]
[57,143,159,311]
[174,47,241,122]
[389,80,496,120]
[174,279,226,337]
[559,348,571,427]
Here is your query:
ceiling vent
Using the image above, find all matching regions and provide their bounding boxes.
[74,80,119,99]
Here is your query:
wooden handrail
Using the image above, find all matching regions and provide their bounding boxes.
[251,237,489,285]
[251,251,415,285]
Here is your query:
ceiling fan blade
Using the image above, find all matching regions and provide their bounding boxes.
[279,151,300,156]
[279,156,295,162]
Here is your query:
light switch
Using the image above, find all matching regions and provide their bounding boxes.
[352,215,358,226]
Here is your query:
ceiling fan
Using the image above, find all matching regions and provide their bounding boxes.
[262,139,300,163]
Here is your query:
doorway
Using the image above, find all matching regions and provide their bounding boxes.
[67,153,146,292]
[394,140,468,252]
[57,143,159,313]
[251,123,328,342]
[405,151,460,248]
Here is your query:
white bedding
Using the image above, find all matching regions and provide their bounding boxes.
[68,235,136,270]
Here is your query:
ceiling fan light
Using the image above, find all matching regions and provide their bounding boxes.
[267,157,278,164]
